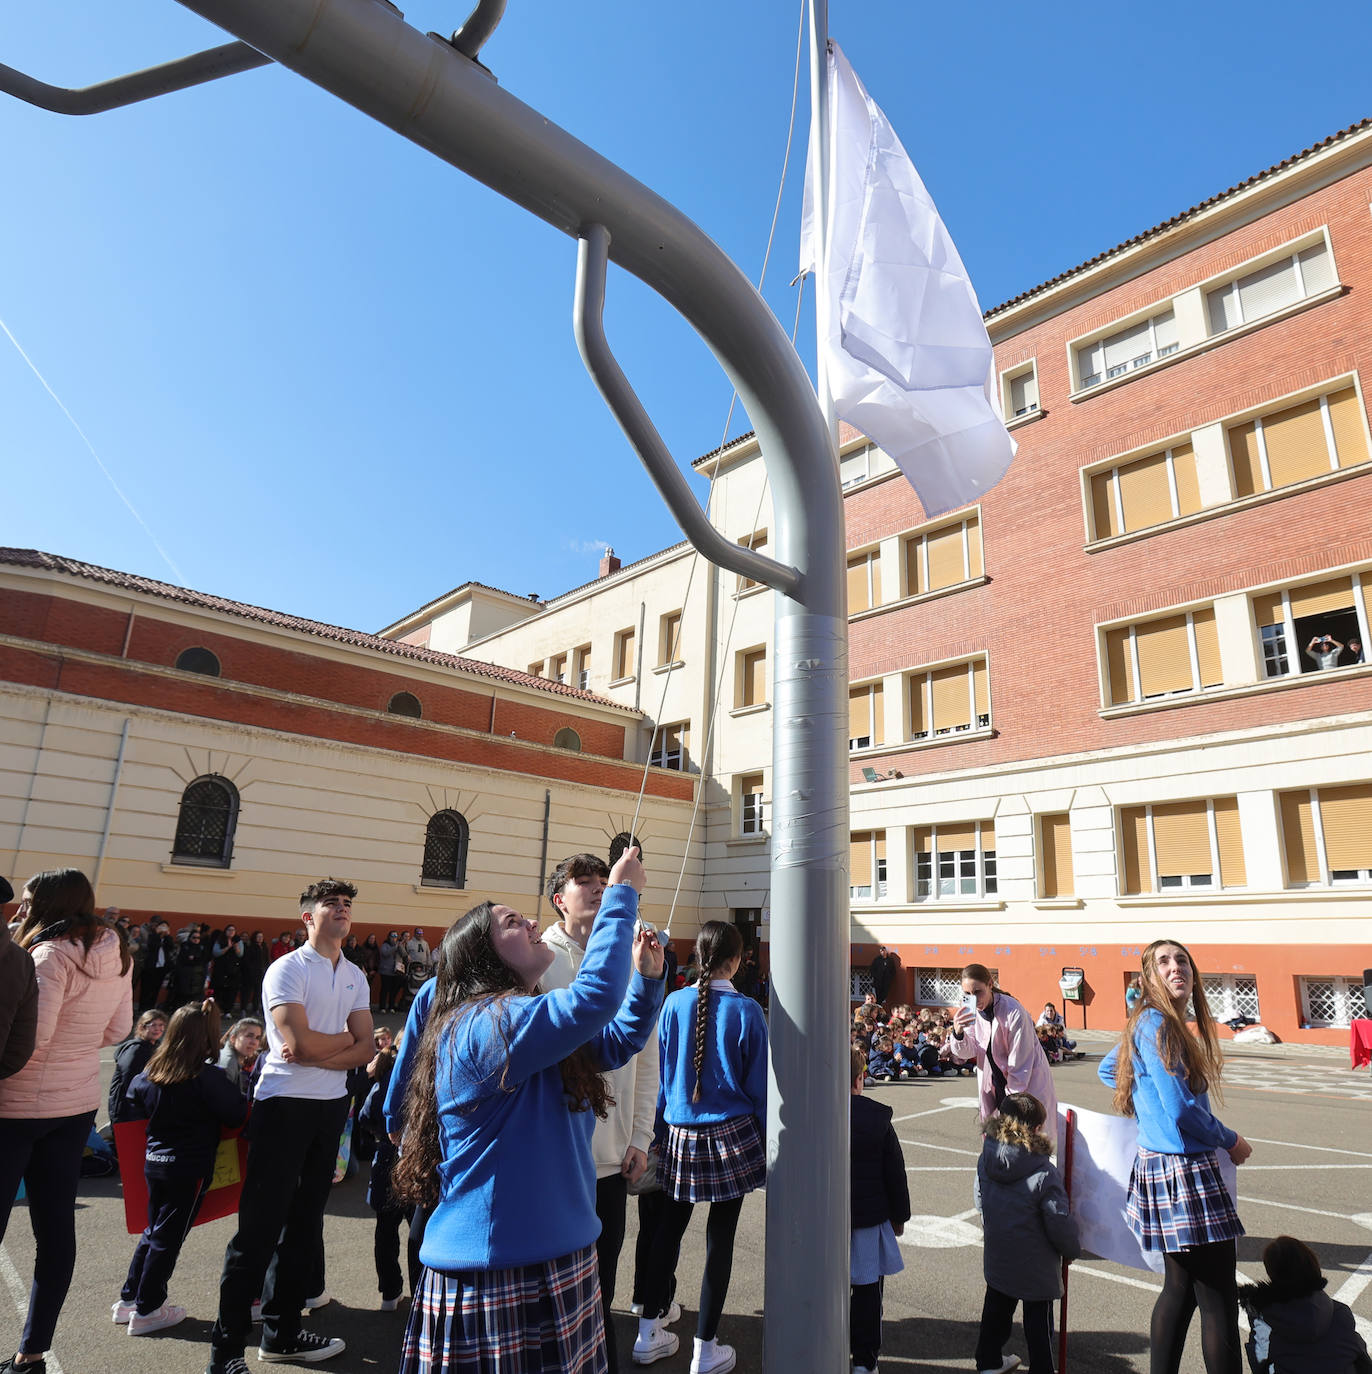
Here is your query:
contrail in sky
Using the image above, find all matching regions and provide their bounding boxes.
[1,313,186,585]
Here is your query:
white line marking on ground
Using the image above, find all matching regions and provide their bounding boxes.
[894,1139,981,1158]
[0,1242,67,1374]
[1242,1195,1366,1222]
[890,1104,964,1124]
[1070,1262,1161,1294]
[1241,1164,1372,1170]
[905,1166,977,1172]
[1246,1137,1372,1159]
[1333,1247,1372,1309]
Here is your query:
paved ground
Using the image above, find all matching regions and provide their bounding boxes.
[2,1023,1368,1374]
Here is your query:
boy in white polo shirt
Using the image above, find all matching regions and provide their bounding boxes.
[206,879,374,1374]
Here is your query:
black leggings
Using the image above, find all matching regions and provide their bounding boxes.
[640,1195,744,1341]
[1150,1239,1240,1374]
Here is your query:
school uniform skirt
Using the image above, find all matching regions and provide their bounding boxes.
[1126,1147,1244,1253]
[398,1245,606,1374]
[660,1115,766,1204]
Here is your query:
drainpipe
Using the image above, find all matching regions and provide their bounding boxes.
[93,717,131,892]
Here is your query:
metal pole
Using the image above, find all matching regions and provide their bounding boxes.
[806,0,839,447]
[93,717,131,892]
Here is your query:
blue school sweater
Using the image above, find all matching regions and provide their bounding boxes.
[657,982,767,1127]
[419,884,663,1272]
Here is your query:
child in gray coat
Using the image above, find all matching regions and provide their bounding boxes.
[973,1092,1080,1374]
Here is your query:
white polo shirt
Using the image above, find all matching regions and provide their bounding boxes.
[258,943,370,1102]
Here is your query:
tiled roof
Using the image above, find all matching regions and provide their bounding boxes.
[0,548,634,712]
[984,119,1372,318]
[376,578,543,637]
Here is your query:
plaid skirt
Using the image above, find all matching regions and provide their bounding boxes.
[397,1245,607,1374]
[660,1115,766,1204]
[1126,1148,1244,1253]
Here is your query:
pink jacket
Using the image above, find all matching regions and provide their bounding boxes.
[948,991,1059,1146]
[0,927,131,1119]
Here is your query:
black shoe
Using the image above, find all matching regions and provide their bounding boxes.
[258,1330,345,1364]
[1,1358,47,1374]
[205,1360,251,1374]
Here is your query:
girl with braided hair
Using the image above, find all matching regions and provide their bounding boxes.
[633,922,767,1374]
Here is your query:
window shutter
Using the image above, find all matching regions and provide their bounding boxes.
[930,663,972,730]
[1040,814,1073,897]
[749,650,766,705]
[660,611,682,665]
[1297,241,1334,294]
[1252,591,1285,628]
[967,516,983,577]
[1010,370,1038,414]
[1118,452,1174,530]
[1091,472,1120,539]
[1228,420,1265,497]
[1152,801,1212,879]
[849,686,871,741]
[847,555,871,613]
[616,628,635,678]
[1212,797,1246,888]
[1207,284,1240,334]
[874,831,887,863]
[1102,318,1152,371]
[1327,386,1369,469]
[871,682,885,745]
[1237,256,1303,322]
[869,553,882,606]
[913,826,932,854]
[1287,576,1353,619]
[937,824,975,853]
[980,820,996,850]
[1261,397,1332,488]
[972,659,989,720]
[1121,806,1150,893]
[909,674,928,736]
[1152,309,1178,352]
[1279,790,1319,885]
[1106,627,1135,704]
[1192,608,1222,688]
[851,833,873,887]
[927,523,965,589]
[1171,440,1202,516]
[905,537,925,596]
[1317,784,1372,872]
[1135,615,1194,696]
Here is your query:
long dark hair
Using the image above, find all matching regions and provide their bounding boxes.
[392,902,612,1208]
[690,921,743,1103]
[145,999,222,1086]
[16,868,131,975]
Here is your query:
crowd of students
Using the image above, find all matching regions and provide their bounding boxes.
[3,864,1370,1374]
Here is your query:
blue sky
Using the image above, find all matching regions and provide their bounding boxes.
[3,1,1369,634]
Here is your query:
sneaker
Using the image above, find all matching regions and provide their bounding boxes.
[854,1367,877,1374]
[304,1292,331,1310]
[690,1337,736,1374]
[205,1360,251,1374]
[129,1304,187,1335]
[258,1331,345,1363]
[112,1299,137,1323]
[629,1302,644,1316]
[661,1301,682,1326]
[379,1295,403,1312]
[978,1358,1020,1374]
[632,1322,679,1365]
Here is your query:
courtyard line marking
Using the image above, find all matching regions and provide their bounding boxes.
[0,1243,67,1374]
[1245,1136,1372,1159]
[905,1166,976,1173]
[895,1138,981,1158]
[1333,1247,1372,1309]
[1242,1195,1366,1222]
[890,1104,967,1123]
[1241,1164,1372,1170]
[1070,1262,1161,1294]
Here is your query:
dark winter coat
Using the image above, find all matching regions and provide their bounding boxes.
[1243,1279,1372,1374]
[0,920,38,1080]
[128,1063,248,1180]
[975,1136,1080,1301]
[108,1036,157,1124]
[850,1093,910,1231]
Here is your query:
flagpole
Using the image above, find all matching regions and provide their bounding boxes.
[806,0,838,448]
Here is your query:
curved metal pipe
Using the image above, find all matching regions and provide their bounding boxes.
[449,0,506,60]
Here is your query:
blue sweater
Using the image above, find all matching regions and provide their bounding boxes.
[383,976,435,1136]
[1098,1008,1237,1154]
[658,982,767,1127]
[420,884,663,1271]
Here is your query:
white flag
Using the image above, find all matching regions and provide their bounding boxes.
[800,40,1015,518]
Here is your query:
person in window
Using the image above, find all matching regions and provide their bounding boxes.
[1304,633,1343,669]
[1345,637,1364,665]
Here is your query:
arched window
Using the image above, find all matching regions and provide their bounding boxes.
[422,810,469,888]
[176,646,221,677]
[553,727,582,752]
[172,775,239,867]
[388,691,422,718]
[609,832,642,866]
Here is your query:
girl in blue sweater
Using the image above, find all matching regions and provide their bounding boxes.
[1099,939,1252,1374]
[634,922,767,1374]
[390,848,664,1374]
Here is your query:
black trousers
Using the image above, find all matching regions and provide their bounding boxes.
[373,1207,407,1300]
[851,1278,883,1369]
[123,1173,207,1313]
[209,1094,349,1364]
[976,1284,1055,1374]
[595,1173,628,1370]
[631,1188,673,1310]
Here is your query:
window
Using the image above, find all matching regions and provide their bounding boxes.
[1118,798,1245,894]
[903,513,983,597]
[1252,571,1369,679]
[850,830,888,901]
[613,627,636,680]
[609,831,642,866]
[1039,813,1074,898]
[574,645,592,691]
[840,445,872,490]
[1103,607,1222,705]
[1299,975,1367,1029]
[737,528,768,592]
[549,653,567,685]
[1077,308,1178,390]
[908,657,990,738]
[740,772,765,835]
[171,774,239,868]
[1004,363,1039,418]
[421,809,469,888]
[553,727,581,752]
[527,660,544,678]
[914,821,996,901]
[1089,441,1202,540]
[1202,974,1260,1023]
[737,646,767,709]
[176,646,221,677]
[1279,784,1372,887]
[387,691,422,718]
[658,610,683,666]
[916,967,997,1007]
[650,721,689,770]
[850,967,876,1000]
[1229,386,1368,500]
[846,549,882,613]
[1206,240,1335,336]
[848,681,885,751]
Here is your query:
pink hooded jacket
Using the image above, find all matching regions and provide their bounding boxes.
[0,926,131,1119]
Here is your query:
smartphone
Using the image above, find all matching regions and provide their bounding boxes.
[961,992,977,1013]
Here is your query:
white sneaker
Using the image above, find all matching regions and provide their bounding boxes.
[632,1319,679,1365]
[661,1300,682,1326]
[129,1303,187,1335]
[690,1336,736,1374]
[112,1299,136,1324]
[978,1358,1020,1374]
[630,1302,644,1316]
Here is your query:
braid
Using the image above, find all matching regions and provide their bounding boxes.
[692,972,711,1103]
[689,921,743,1104]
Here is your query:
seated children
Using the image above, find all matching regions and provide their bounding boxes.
[868,1035,901,1082]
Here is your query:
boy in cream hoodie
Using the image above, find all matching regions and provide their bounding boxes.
[541,853,670,1370]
